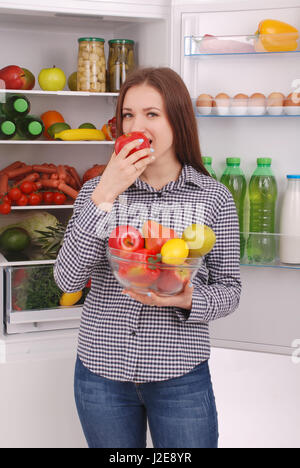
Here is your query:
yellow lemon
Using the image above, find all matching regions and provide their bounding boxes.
[59,290,83,306]
[161,238,189,265]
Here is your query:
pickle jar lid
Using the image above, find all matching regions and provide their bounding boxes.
[28,121,43,136]
[78,37,105,42]
[1,121,15,135]
[108,39,135,45]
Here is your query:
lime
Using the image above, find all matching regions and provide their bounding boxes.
[0,228,31,252]
[78,123,97,129]
[47,122,71,138]
[68,71,77,91]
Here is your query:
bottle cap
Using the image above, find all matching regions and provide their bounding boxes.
[108,39,134,45]
[202,157,212,164]
[287,175,300,179]
[257,157,272,165]
[28,121,43,136]
[13,98,29,113]
[226,157,240,165]
[78,37,105,42]
[1,120,15,135]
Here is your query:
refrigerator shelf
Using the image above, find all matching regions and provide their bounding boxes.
[185,34,300,56]
[0,89,119,97]
[0,140,115,145]
[10,204,74,210]
[196,113,300,117]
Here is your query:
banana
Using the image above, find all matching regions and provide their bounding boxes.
[54,129,106,141]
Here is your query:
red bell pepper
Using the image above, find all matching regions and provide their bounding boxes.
[118,248,161,287]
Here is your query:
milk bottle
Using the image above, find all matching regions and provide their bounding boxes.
[279,175,300,264]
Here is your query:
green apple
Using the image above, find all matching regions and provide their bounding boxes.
[182,224,216,257]
[68,71,77,91]
[38,66,66,91]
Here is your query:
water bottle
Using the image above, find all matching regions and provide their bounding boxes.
[247,158,277,263]
[202,156,217,180]
[1,94,30,119]
[279,175,300,264]
[0,116,16,139]
[220,158,246,259]
[16,115,44,140]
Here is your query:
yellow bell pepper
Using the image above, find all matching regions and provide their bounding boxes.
[255,19,299,52]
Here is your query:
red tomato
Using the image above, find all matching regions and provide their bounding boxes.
[108,225,144,252]
[16,194,28,206]
[114,132,150,160]
[28,192,42,205]
[53,192,66,205]
[42,191,54,204]
[20,181,35,194]
[8,187,22,202]
[0,201,11,214]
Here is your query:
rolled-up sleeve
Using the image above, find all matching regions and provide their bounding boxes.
[54,180,114,293]
[175,193,242,323]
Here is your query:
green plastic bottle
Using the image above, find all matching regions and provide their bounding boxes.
[247,158,277,263]
[16,115,44,140]
[0,116,16,139]
[220,158,247,259]
[1,94,30,119]
[202,156,217,180]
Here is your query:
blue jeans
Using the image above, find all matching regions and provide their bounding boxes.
[74,356,219,448]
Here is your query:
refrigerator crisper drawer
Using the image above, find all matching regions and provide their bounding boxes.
[4,264,83,334]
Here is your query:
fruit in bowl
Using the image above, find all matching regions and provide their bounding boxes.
[107,221,216,296]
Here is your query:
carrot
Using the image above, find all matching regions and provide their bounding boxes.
[67,166,82,189]
[0,161,23,175]
[41,179,59,189]
[32,165,57,174]
[57,182,79,199]
[57,165,68,180]
[6,165,33,179]
[0,174,8,195]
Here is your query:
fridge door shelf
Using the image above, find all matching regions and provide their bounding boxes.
[185,33,300,56]
[240,232,300,269]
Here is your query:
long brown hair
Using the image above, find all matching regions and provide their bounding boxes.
[115,67,209,176]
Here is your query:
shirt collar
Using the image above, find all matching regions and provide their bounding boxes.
[132,164,206,193]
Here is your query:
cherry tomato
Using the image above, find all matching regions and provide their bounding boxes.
[8,187,22,202]
[42,191,54,204]
[16,194,28,206]
[0,202,12,214]
[28,192,42,206]
[20,181,35,194]
[53,192,66,205]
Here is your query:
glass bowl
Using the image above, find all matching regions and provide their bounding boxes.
[107,246,203,296]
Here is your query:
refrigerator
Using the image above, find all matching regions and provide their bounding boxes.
[0,0,299,448]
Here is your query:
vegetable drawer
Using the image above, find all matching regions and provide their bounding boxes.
[4,264,85,334]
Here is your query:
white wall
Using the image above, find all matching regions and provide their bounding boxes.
[0,347,299,448]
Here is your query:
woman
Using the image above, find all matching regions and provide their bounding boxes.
[54,67,241,449]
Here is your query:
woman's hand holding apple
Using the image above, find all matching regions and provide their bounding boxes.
[91,137,154,207]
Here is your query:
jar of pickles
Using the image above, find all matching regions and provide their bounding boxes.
[77,37,106,92]
[108,39,135,92]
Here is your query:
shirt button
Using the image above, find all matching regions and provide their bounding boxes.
[131,331,137,336]
[156,192,163,198]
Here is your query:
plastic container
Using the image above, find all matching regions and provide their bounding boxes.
[0,116,16,139]
[107,247,202,296]
[279,175,300,264]
[247,158,278,263]
[16,115,44,140]
[108,39,135,92]
[77,37,106,92]
[202,156,217,180]
[1,94,30,119]
[220,158,247,259]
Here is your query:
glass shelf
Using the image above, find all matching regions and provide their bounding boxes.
[185,33,300,56]
[240,232,300,270]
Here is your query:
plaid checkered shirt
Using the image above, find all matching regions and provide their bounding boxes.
[54,164,241,383]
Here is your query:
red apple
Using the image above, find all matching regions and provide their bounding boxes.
[0,65,35,90]
[114,131,150,160]
[157,266,191,295]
